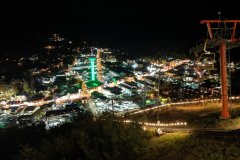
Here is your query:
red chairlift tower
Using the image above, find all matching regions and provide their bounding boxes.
[200,19,240,119]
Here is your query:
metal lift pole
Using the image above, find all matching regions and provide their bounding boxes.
[200,20,240,119]
[220,41,230,118]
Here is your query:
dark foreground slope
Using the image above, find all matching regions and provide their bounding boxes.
[1,117,240,160]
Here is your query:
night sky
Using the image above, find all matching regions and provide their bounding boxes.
[0,0,239,55]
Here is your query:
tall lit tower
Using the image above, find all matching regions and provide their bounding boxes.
[89,57,96,81]
[97,48,103,82]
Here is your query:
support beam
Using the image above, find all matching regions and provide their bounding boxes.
[207,23,213,39]
[219,42,230,119]
[231,22,237,40]
[200,20,240,24]
[201,20,240,41]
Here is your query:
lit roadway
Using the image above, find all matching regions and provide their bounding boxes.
[87,98,99,117]
[128,96,240,115]
[144,126,231,133]
[1,98,235,134]
[123,120,233,133]
[4,95,240,118]
[2,94,240,133]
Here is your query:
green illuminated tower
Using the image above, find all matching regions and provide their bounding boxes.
[89,57,96,81]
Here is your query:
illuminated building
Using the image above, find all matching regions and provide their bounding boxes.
[88,57,96,81]
[97,49,103,82]
[50,33,65,42]
[44,34,67,50]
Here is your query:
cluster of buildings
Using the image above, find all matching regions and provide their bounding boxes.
[1,34,240,129]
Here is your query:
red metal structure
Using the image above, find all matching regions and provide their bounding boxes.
[200,20,240,119]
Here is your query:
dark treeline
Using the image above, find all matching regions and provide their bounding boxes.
[0,116,148,160]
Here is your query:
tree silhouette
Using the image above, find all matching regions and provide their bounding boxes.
[17,119,148,160]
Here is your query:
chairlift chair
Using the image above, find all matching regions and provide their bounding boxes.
[197,40,216,71]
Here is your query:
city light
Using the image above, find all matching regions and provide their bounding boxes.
[89,57,96,81]
[129,96,240,115]
[123,120,187,127]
